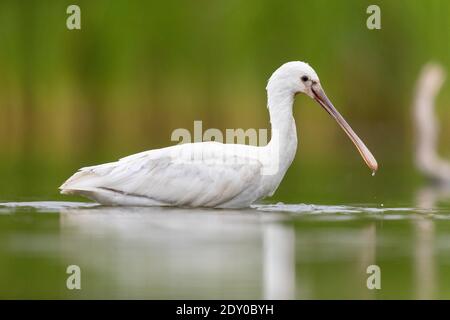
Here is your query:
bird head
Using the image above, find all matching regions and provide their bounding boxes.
[267,61,378,173]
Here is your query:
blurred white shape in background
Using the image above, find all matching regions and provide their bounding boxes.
[412,62,450,299]
[413,63,450,184]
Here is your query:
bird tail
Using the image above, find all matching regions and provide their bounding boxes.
[59,162,116,195]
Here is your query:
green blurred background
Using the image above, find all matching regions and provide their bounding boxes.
[1,0,450,300]
[0,0,449,204]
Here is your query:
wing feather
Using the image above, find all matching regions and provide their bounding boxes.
[60,143,264,207]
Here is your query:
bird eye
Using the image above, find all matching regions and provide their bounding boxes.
[301,76,309,82]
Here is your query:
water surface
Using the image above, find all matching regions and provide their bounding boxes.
[1,196,450,299]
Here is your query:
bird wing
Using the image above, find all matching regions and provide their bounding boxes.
[60,142,264,207]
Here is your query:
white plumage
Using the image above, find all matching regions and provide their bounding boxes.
[60,61,377,208]
[61,143,274,208]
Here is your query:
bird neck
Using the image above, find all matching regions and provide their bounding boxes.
[267,88,297,140]
[266,89,298,172]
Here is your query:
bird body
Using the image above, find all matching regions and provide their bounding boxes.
[61,61,377,208]
[61,141,292,208]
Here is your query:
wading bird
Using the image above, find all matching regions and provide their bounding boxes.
[60,61,378,208]
[413,63,450,184]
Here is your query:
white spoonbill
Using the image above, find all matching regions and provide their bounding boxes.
[60,61,378,208]
[414,63,450,184]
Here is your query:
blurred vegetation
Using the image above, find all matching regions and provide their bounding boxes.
[0,0,449,203]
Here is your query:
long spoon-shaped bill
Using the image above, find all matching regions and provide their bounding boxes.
[311,83,378,172]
